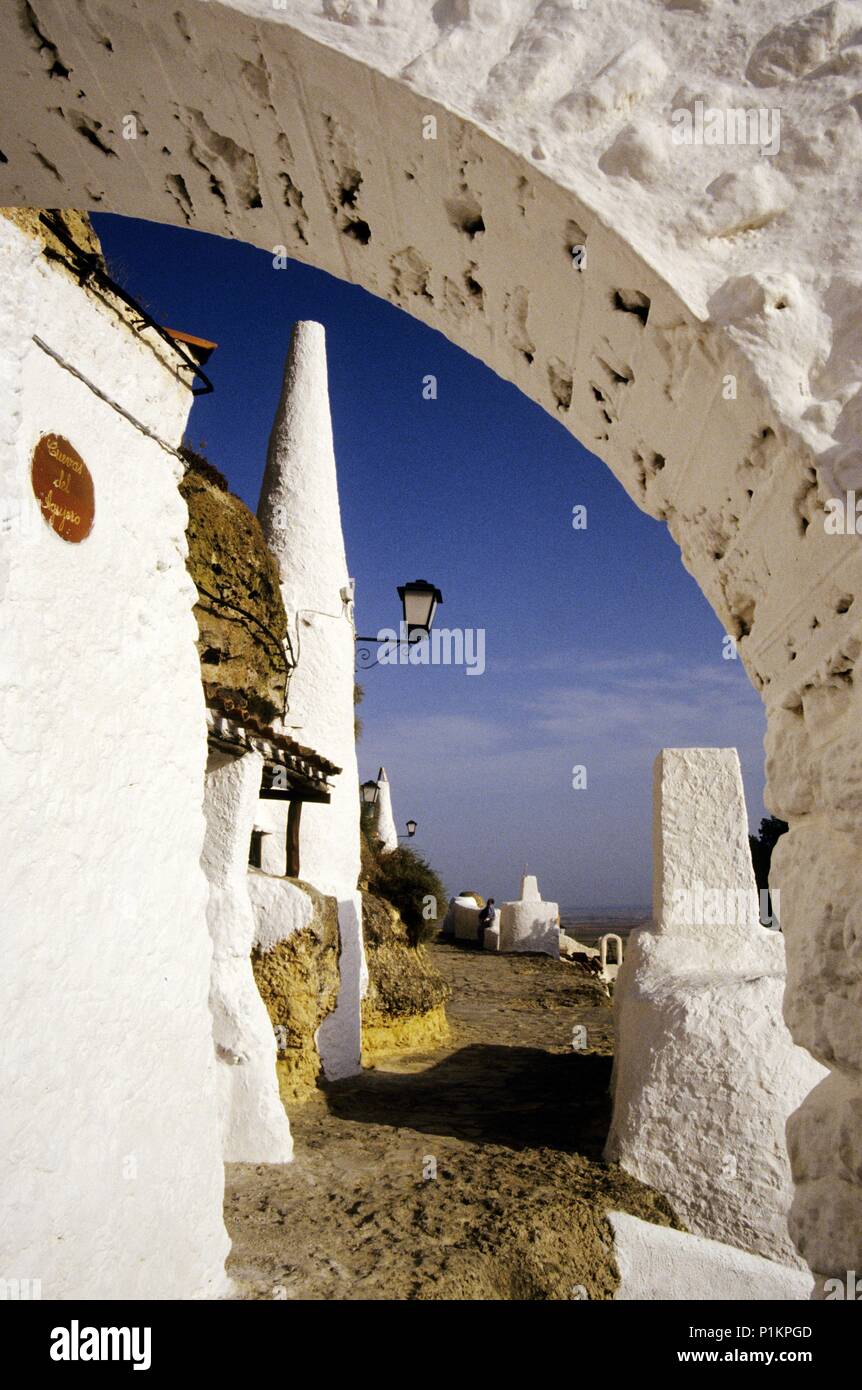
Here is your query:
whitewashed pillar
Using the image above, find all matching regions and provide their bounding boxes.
[606,748,825,1267]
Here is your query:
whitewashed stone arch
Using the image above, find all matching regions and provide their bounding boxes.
[2,1,861,1286]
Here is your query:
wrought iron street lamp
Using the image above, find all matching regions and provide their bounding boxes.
[397,580,443,642]
[355,579,443,668]
[360,780,380,808]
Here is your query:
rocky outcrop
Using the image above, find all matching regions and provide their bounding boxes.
[180,460,288,721]
[250,877,340,1104]
[361,891,451,1060]
[560,934,601,974]
[3,208,105,273]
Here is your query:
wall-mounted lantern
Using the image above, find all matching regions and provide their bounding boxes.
[402,819,417,838]
[397,580,443,642]
[355,579,443,668]
[360,779,380,808]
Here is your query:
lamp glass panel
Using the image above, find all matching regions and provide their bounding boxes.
[402,584,438,632]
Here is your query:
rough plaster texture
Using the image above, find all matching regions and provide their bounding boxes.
[607,749,827,1268]
[257,320,366,1079]
[372,765,399,853]
[0,214,229,1298]
[3,0,862,1276]
[499,876,561,958]
[609,1212,813,1302]
[248,872,316,954]
[652,747,762,946]
[202,749,293,1163]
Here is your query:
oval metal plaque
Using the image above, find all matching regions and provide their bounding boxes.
[31,434,95,544]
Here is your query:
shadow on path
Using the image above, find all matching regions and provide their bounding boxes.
[322,1043,613,1158]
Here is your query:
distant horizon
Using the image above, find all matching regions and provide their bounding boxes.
[558,905,651,916]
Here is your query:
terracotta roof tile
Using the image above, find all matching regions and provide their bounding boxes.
[204,683,341,780]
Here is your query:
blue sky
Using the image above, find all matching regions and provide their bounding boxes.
[94,214,767,911]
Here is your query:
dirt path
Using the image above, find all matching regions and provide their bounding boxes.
[225,942,677,1300]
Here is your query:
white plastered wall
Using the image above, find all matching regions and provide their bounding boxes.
[3,0,862,1278]
[202,748,293,1162]
[0,215,229,1298]
[254,797,288,877]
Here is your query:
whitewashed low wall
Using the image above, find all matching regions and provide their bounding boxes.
[498,902,560,958]
[609,1212,813,1302]
[0,216,229,1298]
[452,897,482,942]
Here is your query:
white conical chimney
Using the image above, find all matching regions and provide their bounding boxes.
[520,874,541,902]
[257,321,364,1079]
[258,320,349,613]
[374,766,399,854]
